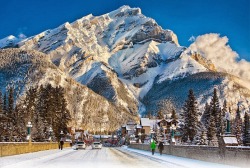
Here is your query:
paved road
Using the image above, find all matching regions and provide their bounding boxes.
[1,146,239,168]
[0,146,182,168]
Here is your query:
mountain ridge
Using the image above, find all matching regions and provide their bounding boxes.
[0,6,249,122]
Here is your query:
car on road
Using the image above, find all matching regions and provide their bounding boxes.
[91,142,102,149]
[74,141,86,150]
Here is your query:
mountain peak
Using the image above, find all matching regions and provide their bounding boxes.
[0,35,19,48]
[119,5,131,10]
[108,5,142,18]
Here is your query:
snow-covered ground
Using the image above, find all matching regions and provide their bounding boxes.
[122,146,239,168]
[0,146,239,168]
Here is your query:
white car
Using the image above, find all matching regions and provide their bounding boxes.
[92,142,102,149]
[74,141,86,150]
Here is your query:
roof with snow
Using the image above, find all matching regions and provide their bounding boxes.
[140,118,162,128]
[136,124,142,129]
[140,118,150,126]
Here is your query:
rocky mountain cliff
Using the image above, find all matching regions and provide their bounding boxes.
[0,48,138,131]
[0,6,249,124]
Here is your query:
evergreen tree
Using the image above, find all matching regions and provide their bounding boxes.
[7,87,14,117]
[0,91,3,114]
[209,88,221,138]
[44,84,55,124]
[24,87,38,121]
[53,86,71,140]
[221,100,227,134]
[181,89,199,142]
[33,110,46,141]
[201,102,210,129]
[207,114,216,145]
[3,93,7,115]
[233,106,242,144]
[13,103,26,141]
[171,108,178,122]
[243,112,250,146]
[217,108,223,136]
[157,110,164,119]
[36,85,50,129]
[229,107,234,134]
[199,131,207,145]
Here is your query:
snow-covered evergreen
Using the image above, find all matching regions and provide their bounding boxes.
[181,89,199,142]
[233,106,243,144]
[209,88,221,138]
[0,6,250,142]
[201,102,210,129]
[243,111,250,145]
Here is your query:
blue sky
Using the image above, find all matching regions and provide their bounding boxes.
[0,0,249,61]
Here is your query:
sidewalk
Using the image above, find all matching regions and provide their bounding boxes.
[0,148,72,168]
[121,146,239,168]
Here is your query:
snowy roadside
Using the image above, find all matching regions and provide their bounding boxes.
[0,147,73,168]
[121,146,239,168]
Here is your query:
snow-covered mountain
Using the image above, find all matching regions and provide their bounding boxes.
[0,48,139,131]
[17,5,180,113]
[1,5,250,119]
[0,35,20,48]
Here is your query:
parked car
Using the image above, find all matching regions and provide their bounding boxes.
[91,142,102,149]
[74,141,86,150]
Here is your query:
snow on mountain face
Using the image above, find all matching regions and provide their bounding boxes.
[19,6,179,66]
[1,6,249,115]
[16,6,181,113]
[0,48,138,131]
[0,35,20,48]
[144,72,250,114]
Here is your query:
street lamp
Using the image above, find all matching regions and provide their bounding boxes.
[130,134,135,144]
[170,124,176,144]
[225,111,231,134]
[60,130,64,140]
[49,127,53,142]
[150,128,155,143]
[163,127,167,144]
[138,132,142,144]
[26,121,32,143]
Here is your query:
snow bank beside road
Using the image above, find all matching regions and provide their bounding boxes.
[122,146,239,168]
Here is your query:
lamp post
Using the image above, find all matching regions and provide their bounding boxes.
[60,130,64,140]
[138,132,142,144]
[150,129,155,143]
[163,127,167,144]
[130,134,135,144]
[49,127,53,142]
[225,111,231,134]
[26,121,32,144]
[170,124,176,144]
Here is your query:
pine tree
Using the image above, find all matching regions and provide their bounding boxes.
[13,103,26,141]
[44,84,55,125]
[0,91,3,114]
[8,87,14,117]
[3,93,7,115]
[24,87,38,121]
[181,89,199,142]
[243,112,250,146]
[201,102,210,129]
[199,131,207,145]
[209,88,221,138]
[217,108,223,136]
[221,100,227,134]
[33,110,46,141]
[53,86,71,140]
[171,108,178,122]
[207,114,216,145]
[233,106,242,144]
[157,110,164,119]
